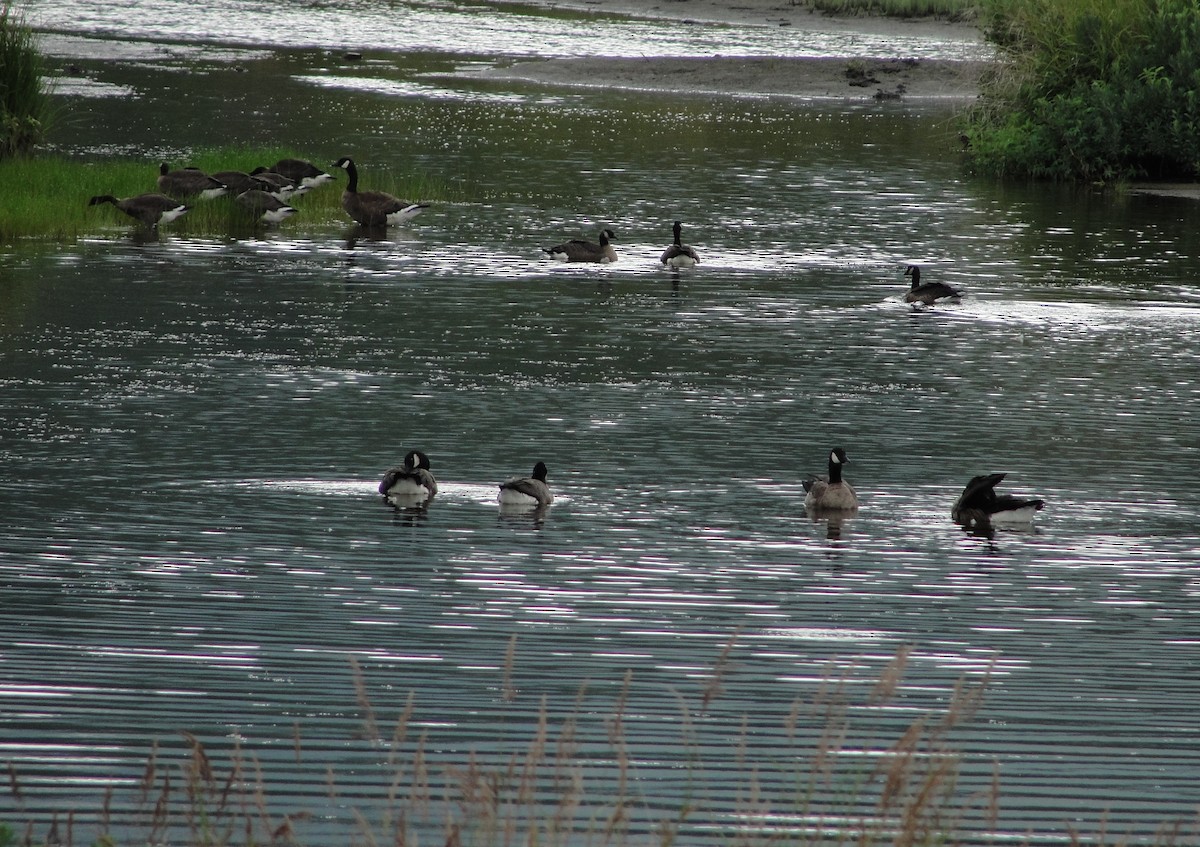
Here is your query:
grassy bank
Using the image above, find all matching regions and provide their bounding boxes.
[0,151,443,242]
[806,0,975,20]
[965,0,1200,181]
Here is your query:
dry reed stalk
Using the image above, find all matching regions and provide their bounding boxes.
[389,692,418,765]
[785,696,803,745]
[411,730,431,813]
[874,717,925,817]
[353,806,382,847]
[351,656,382,743]
[6,761,21,803]
[700,630,739,714]
[503,634,518,703]
[869,644,911,705]
[894,753,957,847]
[518,695,550,804]
[138,740,158,803]
[101,784,113,836]
[149,771,171,845]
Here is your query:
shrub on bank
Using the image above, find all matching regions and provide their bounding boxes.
[965,0,1200,181]
[0,2,53,159]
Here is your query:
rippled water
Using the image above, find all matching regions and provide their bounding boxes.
[5,1,1200,844]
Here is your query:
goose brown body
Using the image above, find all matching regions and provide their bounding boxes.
[333,157,428,226]
[379,450,438,500]
[803,447,859,511]
[952,473,1045,529]
[544,229,618,263]
[498,461,553,506]
[904,265,963,305]
[660,220,699,268]
[88,193,190,227]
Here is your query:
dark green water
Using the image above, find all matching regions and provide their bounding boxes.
[4,2,1200,844]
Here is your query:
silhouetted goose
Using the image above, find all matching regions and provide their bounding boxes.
[88,193,190,227]
[157,163,227,200]
[248,168,300,199]
[498,461,553,507]
[904,265,963,306]
[544,229,618,263]
[660,221,699,268]
[235,189,297,223]
[379,450,438,501]
[803,447,859,511]
[952,473,1045,529]
[332,157,428,226]
[273,158,334,189]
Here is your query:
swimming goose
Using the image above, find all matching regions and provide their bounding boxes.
[544,229,618,263]
[904,265,963,306]
[379,450,438,501]
[498,461,553,507]
[332,157,428,226]
[88,193,190,227]
[272,158,334,189]
[803,447,859,512]
[235,189,297,223]
[952,473,1045,529]
[157,163,227,200]
[660,221,699,268]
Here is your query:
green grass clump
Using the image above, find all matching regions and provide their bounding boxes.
[803,0,975,20]
[1,2,55,158]
[964,0,1200,181]
[0,150,443,242]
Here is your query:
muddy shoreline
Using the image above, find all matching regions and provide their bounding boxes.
[471,0,990,102]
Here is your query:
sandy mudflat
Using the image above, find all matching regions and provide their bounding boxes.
[473,0,990,103]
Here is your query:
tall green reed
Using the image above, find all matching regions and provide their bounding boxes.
[0,2,53,158]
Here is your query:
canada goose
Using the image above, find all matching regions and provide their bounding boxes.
[952,473,1045,529]
[660,221,699,268]
[379,450,438,501]
[211,170,273,196]
[235,189,297,224]
[157,163,227,200]
[332,157,428,226]
[904,265,963,306]
[498,461,553,507]
[544,229,618,263]
[272,158,334,189]
[248,168,300,199]
[88,193,190,227]
[803,447,859,512]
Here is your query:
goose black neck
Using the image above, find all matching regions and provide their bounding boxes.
[673,223,682,246]
[344,161,359,193]
[827,457,843,484]
[909,266,921,288]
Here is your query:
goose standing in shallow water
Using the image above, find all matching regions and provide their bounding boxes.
[379,450,438,502]
[904,265,963,306]
[660,220,699,268]
[157,163,227,200]
[235,189,297,224]
[333,157,428,226]
[803,447,859,512]
[544,229,618,263]
[952,473,1045,530]
[88,193,190,227]
[498,461,553,507]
